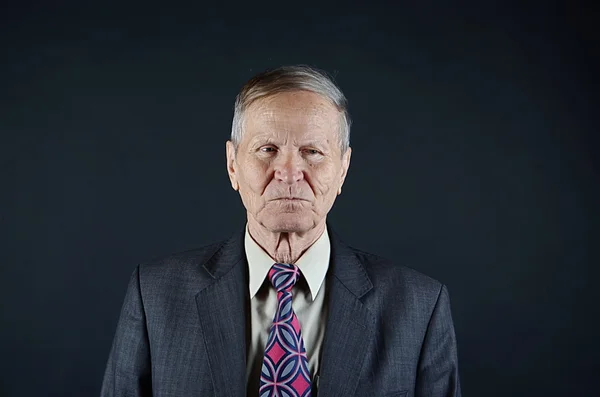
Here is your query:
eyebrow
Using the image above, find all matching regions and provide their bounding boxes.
[300,140,329,149]
[248,136,332,152]
[249,136,277,147]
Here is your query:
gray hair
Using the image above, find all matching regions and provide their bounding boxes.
[230,65,351,154]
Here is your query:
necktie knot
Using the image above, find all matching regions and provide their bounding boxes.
[268,263,300,293]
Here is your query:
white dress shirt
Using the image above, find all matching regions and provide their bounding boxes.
[244,224,330,394]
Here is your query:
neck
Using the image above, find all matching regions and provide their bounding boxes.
[247,218,326,264]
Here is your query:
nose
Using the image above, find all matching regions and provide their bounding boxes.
[274,151,304,184]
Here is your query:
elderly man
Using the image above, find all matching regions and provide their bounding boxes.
[101,65,462,397]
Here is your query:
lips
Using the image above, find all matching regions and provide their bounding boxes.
[271,197,308,201]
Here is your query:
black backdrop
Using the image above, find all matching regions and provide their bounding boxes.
[2,1,598,396]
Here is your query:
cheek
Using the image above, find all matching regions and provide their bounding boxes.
[311,165,340,196]
[239,162,270,193]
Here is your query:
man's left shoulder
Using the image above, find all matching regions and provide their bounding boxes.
[350,247,445,297]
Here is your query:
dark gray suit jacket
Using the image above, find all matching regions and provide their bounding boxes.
[101,225,461,396]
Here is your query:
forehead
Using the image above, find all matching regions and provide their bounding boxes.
[244,91,340,135]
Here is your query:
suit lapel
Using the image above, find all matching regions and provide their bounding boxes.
[195,229,248,397]
[192,225,375,396]
[317,227,376,396]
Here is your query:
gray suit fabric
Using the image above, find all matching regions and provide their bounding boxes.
[101,225,461,396]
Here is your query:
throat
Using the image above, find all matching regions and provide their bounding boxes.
[273,252,296,265]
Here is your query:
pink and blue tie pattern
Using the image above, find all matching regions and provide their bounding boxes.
[260,263,312,397]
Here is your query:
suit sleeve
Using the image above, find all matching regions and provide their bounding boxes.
[100,265,152,397]
[415,284,462,397]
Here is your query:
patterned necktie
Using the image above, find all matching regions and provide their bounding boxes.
[260,263,312,397]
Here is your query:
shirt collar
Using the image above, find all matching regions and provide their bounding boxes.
[245,224,331,301]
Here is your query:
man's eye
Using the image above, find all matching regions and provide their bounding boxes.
[260,147,276,153]
[304,149,320,155]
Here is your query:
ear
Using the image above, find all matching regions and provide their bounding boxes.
[337,147,352,195]
[226,140,239,191]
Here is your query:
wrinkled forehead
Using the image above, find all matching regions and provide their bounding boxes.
[244,91,341,132]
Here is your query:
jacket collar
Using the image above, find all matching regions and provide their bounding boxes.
[195,222,375,396]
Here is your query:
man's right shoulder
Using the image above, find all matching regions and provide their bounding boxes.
[136,239,229,283]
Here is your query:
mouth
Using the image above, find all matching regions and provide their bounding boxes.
[271,197,308,202]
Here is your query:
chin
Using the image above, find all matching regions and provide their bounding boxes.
[261,213,315,234]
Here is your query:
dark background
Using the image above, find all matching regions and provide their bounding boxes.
[1,1,598,396]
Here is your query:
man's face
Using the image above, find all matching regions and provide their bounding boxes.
[226,90,351,234]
